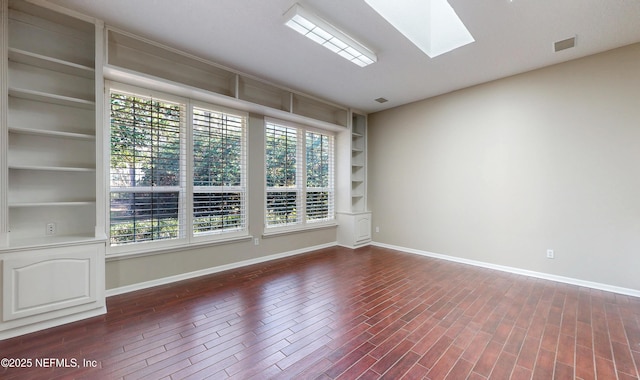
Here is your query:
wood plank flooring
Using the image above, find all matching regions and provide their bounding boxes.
[1,245,639,379]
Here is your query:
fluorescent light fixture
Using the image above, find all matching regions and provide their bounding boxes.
[364,0,474,58]
[284,3,377,67]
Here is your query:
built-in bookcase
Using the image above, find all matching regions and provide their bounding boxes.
[4,0,97,247]
[337,111,371,248]
[351,113,367,212]
[0,0,105,340]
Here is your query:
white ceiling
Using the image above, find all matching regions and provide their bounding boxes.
[47,0,640,114]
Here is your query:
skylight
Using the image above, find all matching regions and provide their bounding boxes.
[364,0,474,58]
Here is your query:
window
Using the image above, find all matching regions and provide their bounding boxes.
[109,90,185,246]
[305,131,333,221]
[192,106,246,236]
[265,120,334,229]
[109,85,247,249]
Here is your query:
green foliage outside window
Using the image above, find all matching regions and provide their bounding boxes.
[265,123,333,226]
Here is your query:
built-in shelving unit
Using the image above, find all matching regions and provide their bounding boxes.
[105,28,349,130]
[337,111,371,247]
[107,29,237,97]
[0,0,105,340]
[4,0,98,247]
[238,75,291,112]
[351,113,367,212]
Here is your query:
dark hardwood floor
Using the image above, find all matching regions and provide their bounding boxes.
[1,245,639,379]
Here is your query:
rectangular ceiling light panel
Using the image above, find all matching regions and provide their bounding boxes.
[284,3,377,67]
[364,0,474,58]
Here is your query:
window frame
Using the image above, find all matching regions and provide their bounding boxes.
[264,118,335,235]
[107,82,249,255]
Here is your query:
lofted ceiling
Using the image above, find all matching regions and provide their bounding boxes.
[47,0,640,114]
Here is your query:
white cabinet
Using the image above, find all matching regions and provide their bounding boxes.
[0,0,105,339]
[2,243,105,323]
[337,211,371,248]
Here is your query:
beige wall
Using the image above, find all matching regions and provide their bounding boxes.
[106,113,337,290]
[368,43,640,291]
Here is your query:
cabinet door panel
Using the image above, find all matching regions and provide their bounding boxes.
[3,245,100,321]
[355,214,371,243]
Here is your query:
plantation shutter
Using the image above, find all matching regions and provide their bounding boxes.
[265,122,302,227]
[265,120,335,229]
[192,106,247,235]
[305,131,334,222]
[109,90,186,245]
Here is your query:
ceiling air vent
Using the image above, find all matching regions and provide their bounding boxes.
[554,36,576,52]
[375,97,388,103]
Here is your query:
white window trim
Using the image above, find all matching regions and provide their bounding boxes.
[264,117,336,235]
[107,82,250,256]
[261,222,337,239]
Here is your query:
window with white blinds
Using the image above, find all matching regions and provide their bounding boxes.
[110,90,186,246]
[266,123,300,227]
[306,131,334,222]
[109,85,247,249]
[265,120,334,229]
[192,106,247,236]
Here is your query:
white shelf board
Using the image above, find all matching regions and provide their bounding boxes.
[8,164,95,172]
[9,126,95,140]
[9,201,95,208]
[1,235,104,252]
[8,87,95,109]
[8,48,94,78]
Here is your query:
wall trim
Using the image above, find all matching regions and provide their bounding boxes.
[372,242,640,298]
[107,240,640,299]
[0,306,107,341]
[336,242,371,250]
[106,242,338,297]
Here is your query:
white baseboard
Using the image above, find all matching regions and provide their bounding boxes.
[336,242,371,249]
[106,242,338,297]
[0,306,107,341]
[372,242,640,298]
[107,240,640,299]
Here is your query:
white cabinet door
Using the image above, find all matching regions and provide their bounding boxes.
[355,213,372,244]
[2,243,103,321]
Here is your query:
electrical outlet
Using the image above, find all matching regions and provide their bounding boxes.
[546,249,554,259]
[46,222,56,236]
[254,238,259,246]
[375,226,380,233]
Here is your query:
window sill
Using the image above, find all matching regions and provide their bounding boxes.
[262,222,337,239]
[106,234,253,261]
